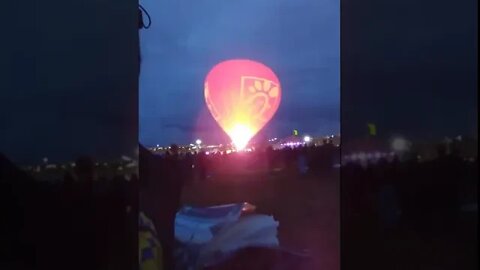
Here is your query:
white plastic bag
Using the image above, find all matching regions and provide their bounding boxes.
[197,214,279,267]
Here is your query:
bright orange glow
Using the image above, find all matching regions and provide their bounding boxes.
[229,124,254,150]
[205,59,281,149]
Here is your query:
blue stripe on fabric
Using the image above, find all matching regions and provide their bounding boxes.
[141,247,155,261]
[179,204,243,219]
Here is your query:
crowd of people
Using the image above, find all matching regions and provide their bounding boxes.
[151,142,340,180]
[1,142,477,269]
[341,151,478,269]
[1,154,138,270]
[1,142,341,270]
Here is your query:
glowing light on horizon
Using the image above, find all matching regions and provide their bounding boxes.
[228,124,254,150]
[392,137,409,152]
[204,59,281,150]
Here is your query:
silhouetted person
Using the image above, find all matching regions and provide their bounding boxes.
[196,151,208,182]
[297,146,309,176]
[70,156,104,269]
[168,144,180,159]
[139,144,185,270]
[436,143,447,158]
[63,171,74,185]
[0,154,38,268]
[59,171,77,220]
[184,152,194,182]
[74,156,96,193]
[265,146,274,173]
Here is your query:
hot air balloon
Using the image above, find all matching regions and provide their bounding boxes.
[204,59,281,150]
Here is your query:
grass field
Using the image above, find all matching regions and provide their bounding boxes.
[180,170,340,270]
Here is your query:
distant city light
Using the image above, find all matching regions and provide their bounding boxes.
[138,133,340,155]
[392,137,409,151]
[46,164,57,169]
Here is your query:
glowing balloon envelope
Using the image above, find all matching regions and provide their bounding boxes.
[204,59,281,150]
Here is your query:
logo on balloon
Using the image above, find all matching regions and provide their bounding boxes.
[204,59,281,150]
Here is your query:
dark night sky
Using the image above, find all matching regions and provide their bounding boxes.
[1,1,138,164]
[0,0,476,164]
[341,0,477,141]
[139,0,340,147]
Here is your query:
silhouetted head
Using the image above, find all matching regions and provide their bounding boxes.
[130,173,138,183]
[378,158,388,167]
[112,175,126,183]
[63,171,75,184]
[169,144,179,156]
[436,144,447,157]
[74,156,95,182]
